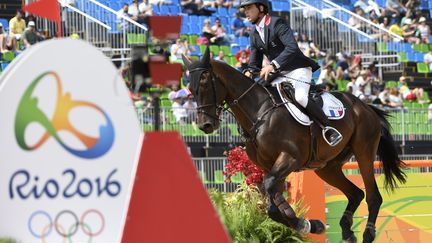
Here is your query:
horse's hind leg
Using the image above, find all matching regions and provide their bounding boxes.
[315,163,365,243]
[355,154,382,243]
[264,152,325,234]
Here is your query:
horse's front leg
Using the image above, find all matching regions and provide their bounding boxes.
[264,152,325,235]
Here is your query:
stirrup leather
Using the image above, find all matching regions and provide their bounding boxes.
[322,126,343,146]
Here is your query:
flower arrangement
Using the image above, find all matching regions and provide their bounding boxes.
[209,184,310,243]
[224,146,265,185]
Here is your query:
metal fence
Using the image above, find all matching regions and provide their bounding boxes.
[290,0,403,77]
[192,155,432,193]
[28,0,148,62]
[137,106,432,143]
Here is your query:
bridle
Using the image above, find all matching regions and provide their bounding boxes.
[188,67,223,122]
[189,66,279,136]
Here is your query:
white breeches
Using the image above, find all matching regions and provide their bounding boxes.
[271,67,312,108]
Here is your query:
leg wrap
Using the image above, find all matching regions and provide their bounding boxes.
[296,218,311,235]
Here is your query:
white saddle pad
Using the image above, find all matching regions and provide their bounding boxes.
[276,85,345,126]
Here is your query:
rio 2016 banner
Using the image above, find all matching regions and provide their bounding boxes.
[0,39,142,242]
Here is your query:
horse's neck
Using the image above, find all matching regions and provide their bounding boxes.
[219,71,270,131]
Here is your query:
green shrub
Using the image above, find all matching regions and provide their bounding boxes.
[210,184,311,243]
[0,238,17,243]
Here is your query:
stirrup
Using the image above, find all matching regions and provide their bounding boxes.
[322,126,343,146]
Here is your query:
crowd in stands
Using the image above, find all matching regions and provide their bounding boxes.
[346,0,431,44]
[0,10,45,53]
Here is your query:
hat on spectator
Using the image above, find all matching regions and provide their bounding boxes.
[0,23,2,27]
[404,18,412,25]
[419,17,426,23]
[28,21,35,27]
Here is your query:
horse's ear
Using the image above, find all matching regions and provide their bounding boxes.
[202,46,211,66]
[182,54,192,70]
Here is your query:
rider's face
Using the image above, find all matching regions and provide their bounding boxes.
[244,4,260,24]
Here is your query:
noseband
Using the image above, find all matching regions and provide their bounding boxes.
[189,67,223,122]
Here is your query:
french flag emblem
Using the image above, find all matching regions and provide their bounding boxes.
[329,109,343,117]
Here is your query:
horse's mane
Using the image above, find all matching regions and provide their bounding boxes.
[210,60,255,86]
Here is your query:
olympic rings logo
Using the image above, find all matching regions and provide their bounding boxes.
[14,71,115,159]
[28,209,105,242]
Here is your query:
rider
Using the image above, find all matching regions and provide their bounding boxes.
[240,0,342,146]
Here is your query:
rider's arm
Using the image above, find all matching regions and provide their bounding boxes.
[272,18,299,70]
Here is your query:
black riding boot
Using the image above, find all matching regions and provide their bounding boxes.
[305,100,343,146]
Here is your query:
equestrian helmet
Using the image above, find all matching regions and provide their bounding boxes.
[239,0,270,9]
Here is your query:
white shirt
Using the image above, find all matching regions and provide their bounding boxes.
[428,104,432,122]
[128,4,140,17]
[255,16,266,44]
[424,52,432,70]
[139,2,152,14]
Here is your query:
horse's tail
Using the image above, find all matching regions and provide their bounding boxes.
[369,105,406,191]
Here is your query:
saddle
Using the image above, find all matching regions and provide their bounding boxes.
[258,74,345,170]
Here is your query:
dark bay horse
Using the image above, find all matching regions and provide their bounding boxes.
[182,48,406,243]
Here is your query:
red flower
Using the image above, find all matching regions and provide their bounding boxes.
[224,147,264,185]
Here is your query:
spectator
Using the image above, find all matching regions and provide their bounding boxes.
[172,97,188,124]
[348,55,362,81]
[388,18,403,39]
[367,61,382,95]
[182,94,197,123]
[417,17,430,43]
[354,0,368,13]
[214,50,226,62]
[181,0,199,14]
[183,39,195,56]
[140,0,154,15]
[9,10,26,46]
[9,10,26,41]
[388,88,403,108]
[117,4,133,31]
[335,53,350,80]
[398,76,426,103]
[203,0,217,8]
[385,0,406,17]
[297,33,312,57]
[0,23,15,52]
[128,0,141,18]
[424,50,432,70]
[217,0,234,8]
[317,64,336,88]
[235,49,250,71]
[402,18,420,44]
[170,38,188,62]
[211,17,229,45]
[356,70,373,98]
[202,18,216,43]
[378,88,392,107]
[22,21,44,48]
[380,16,391,29]
[348,7,364,29]
[378,88,403,108]
[346,78,359,95]
[181,0,214,15]
[367,0,383,17]
[231,12,250,37]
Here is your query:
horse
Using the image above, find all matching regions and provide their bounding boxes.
[182,48,406,243]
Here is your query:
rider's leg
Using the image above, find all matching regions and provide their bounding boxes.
[285,67,342,146]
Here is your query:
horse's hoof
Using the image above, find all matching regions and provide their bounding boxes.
[362,233,375,243]
[362,223,376,243]
[343,234,357,243]
[309,219,326,234]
